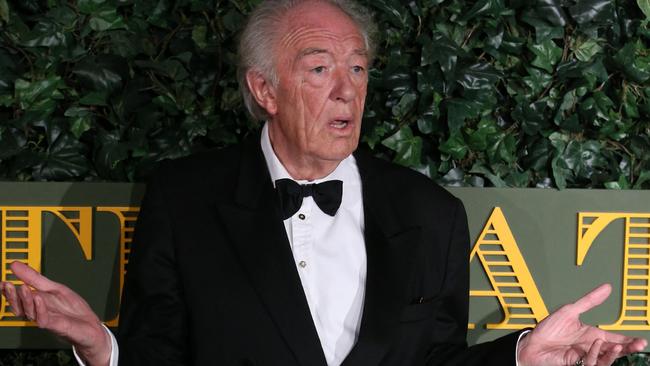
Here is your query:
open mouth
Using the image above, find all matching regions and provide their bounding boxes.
[330,119,350,129]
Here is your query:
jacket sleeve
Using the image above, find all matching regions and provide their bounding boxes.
[425,198,521,366]
[117,165,189,365]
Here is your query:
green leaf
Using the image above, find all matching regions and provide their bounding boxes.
[0,94,12,107]
[32,123,89,180]
[446,98,483,133]
[78,0,107,14]
[534,0,568,26]
[89,9,126,31]
[461,0,506,21]
[613,41,650,83]
[529,39,563,73]
[605,175,630,189]
[639,0,650,19]
[64,106,93,138]
[21,21,66,47]
[457,63,501,90]
[0,0,9,23]
[79,91,109,106]
[381,126,423,166]
[391,92,417,118]
[14,77,64,109]
[439,133,469,160]
[573,38,603,62]
[192,25,207,49]
[521,12,564,42]
[73,55,126,93]
[569,0,616,25]
[468,118,499,151]
[470,163,507,187]
[430,32,460,77]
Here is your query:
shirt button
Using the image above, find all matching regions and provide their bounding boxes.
[298,213,306,220]
[298,261,307,268]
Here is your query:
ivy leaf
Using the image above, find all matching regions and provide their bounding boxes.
[439,133,469,160]
[73,55,127,94]
[446,98,483,133]
[382,126,423,166]
[522,11,564,42]
[613,41,650,83]
[78,0,108,14]
[89,9,126,31]
[573,38,602,62]
[605,175,630,189]
[457,63,501,90]
[32,123,89,180]
[64,106,93,138]
[430,32,460,78]
[192,25,208,49]
[461,0,506,21]
[0,0,8,23]
[534,0,568,26]
[529,39,563,73]
[391,92,416,118]
[639,0,650,19]
[14,77,64,109]
[569,0,616,25]
[470,163,507,187]
[21,21,66,47]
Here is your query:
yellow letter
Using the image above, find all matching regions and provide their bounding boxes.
[578,212,650,330]
[0,207,92,326]
[469,207,548,329]
[97,207,140,326]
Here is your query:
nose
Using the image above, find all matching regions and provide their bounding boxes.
[330,68,356,103]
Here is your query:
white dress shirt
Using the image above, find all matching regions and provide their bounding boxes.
[261,122,367,365]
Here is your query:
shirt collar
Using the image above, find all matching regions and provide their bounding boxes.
[260,122,358,187]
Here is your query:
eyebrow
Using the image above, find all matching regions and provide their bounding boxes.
[297,47,368,59]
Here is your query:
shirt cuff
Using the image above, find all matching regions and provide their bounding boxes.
[515,329,532,366]
[73,323,119,366]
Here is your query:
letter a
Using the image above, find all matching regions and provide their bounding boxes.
[469,207,548,329]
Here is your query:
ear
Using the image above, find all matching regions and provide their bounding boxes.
[246,70,278,116]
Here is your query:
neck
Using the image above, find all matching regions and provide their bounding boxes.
[268,131,340,181]
[279,156,339,181]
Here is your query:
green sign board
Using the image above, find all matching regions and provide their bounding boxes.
[0,183,647,348]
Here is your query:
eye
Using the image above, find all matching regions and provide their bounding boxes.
[311,66,326,74]
[352,65,365,73]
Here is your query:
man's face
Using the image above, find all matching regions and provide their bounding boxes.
[264,1,368,169]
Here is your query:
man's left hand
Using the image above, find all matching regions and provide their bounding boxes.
[517,283,647,366]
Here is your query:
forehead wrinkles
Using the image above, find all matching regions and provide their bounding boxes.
[279,26,365,55]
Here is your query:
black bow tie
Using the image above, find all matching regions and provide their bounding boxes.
[275,178,343,220]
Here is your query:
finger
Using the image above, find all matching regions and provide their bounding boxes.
[2,282,23,316]
[584,339,602,366]
[571,283,612,315]
[9,262,58,292]
[33,294,50,329]
[619,338,648,354]
[18,285,35,321]
[597,330,648,352]
[596,343,621,366]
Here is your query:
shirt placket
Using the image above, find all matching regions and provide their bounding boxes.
[291,197,314,299]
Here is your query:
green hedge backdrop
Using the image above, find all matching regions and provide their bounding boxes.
[1,0,650,363]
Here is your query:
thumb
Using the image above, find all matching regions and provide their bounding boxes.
[571,283,611,315]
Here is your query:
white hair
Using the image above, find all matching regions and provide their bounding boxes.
[237,0,377,121]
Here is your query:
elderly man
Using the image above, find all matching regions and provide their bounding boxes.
[2,0,647,365]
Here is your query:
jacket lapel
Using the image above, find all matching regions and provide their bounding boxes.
[342,151,422,366]
[217,138,327,366]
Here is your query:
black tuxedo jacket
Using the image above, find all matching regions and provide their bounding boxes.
[117,137,520,365]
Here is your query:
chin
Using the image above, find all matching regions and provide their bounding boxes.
[320,144,358,162]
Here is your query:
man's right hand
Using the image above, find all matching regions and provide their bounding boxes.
[1,261,111,366]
